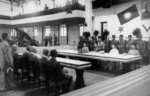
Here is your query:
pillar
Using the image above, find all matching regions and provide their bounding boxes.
[84,0,94,35]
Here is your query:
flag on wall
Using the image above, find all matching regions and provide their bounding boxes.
[117,4,139,25]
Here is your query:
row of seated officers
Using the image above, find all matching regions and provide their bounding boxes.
[72,34,150,65]
[11,45,73,93]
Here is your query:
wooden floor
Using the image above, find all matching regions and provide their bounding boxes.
[0,68,116,96]
[0,46,117,96]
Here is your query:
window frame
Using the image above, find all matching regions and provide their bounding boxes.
[11,29,17,37]
[79,24,85,36]
[60,24,67,37]
[33,27,38,37]
[45,26,51,36]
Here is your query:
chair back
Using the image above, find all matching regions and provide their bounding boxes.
[37,57,47,78]
[29,54,39,76]
[22,52,30,71]
[13,53,22,74]
[45,64,58,82]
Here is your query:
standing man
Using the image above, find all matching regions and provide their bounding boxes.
[0,33,15,91]
[104,36,111,53]
[110,35,118,48]
[118,35,126,54]
[44,37,48,46]
[134,34,147,65]
[48,34,52,46]
[126,35,134,52]
[54,34,57,46]
[44,4,49,10]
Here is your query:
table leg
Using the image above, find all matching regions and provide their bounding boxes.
[122,62,131,74]
[74,70,85,89]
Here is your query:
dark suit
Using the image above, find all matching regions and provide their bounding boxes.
[47,57,72,91]
[40,56,49,64]
[48,58,66,80]
[23,51,30,58]
[22,51,31,68]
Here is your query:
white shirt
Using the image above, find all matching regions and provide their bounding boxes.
[109,48,119,55]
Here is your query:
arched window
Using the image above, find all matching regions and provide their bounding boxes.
[45,26,51,36]
[60,24,67,36]
[34,27,38,37]
[11,29,17,37]
[79,24,85,36]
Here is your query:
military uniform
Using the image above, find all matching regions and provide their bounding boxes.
[126,39,134,52]
[118,39,126,54]
[134,39,147,64]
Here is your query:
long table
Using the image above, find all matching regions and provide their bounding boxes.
[57,50,141,63]
[57,50,142,74]
[18,52,91,89]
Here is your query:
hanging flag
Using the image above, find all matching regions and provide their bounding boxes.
[117,4,139,25]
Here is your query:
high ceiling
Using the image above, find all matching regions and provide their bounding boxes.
[92,0,136,9]
[3,0,136,8]
[4,0,37,6]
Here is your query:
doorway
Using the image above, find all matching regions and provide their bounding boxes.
[101,22,108,36]
[59,24,68,45]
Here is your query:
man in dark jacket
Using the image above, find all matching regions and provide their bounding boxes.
[48,49,72,92]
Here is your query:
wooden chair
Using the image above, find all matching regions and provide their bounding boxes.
[13,54,22,80]
[28,54,39,84]
[45,64,69,96]
[18,53,30,83]
[37,58,48,90]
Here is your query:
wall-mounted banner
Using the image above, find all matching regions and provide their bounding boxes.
[142,24,150,32]
[141,0,150,20]
[117,4,139,25]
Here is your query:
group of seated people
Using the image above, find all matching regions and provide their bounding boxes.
[71,34,150,65]
[11,45,73,93]
[42,49,73,92]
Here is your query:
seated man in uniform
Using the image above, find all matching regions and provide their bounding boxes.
[41,49,49,64]
[109,44,119,55]
[30,46,37,53]
[23,46,31,57]
[72,41,78,50]
[11,44,18,57]
[107,44,119,70]
[128,44,140,55]
[48,49,73,92]
[127,43,140,71]
[29,46,38,62]
[82,43,89,53]
[22,46,32,65]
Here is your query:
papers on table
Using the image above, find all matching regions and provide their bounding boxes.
[57,49,142,62]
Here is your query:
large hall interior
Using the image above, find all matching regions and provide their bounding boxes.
[0,0,150,96]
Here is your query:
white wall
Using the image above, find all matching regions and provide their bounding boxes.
[68,24,80,45]
[0,0,11,16]
[0,0,19,16]
[23,0,53,14]
[93,0,150,40]
[12,5,20,16]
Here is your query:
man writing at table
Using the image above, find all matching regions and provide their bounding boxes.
[48,49,73,92]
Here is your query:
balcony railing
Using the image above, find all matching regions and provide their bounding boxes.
[13,3,85,20]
